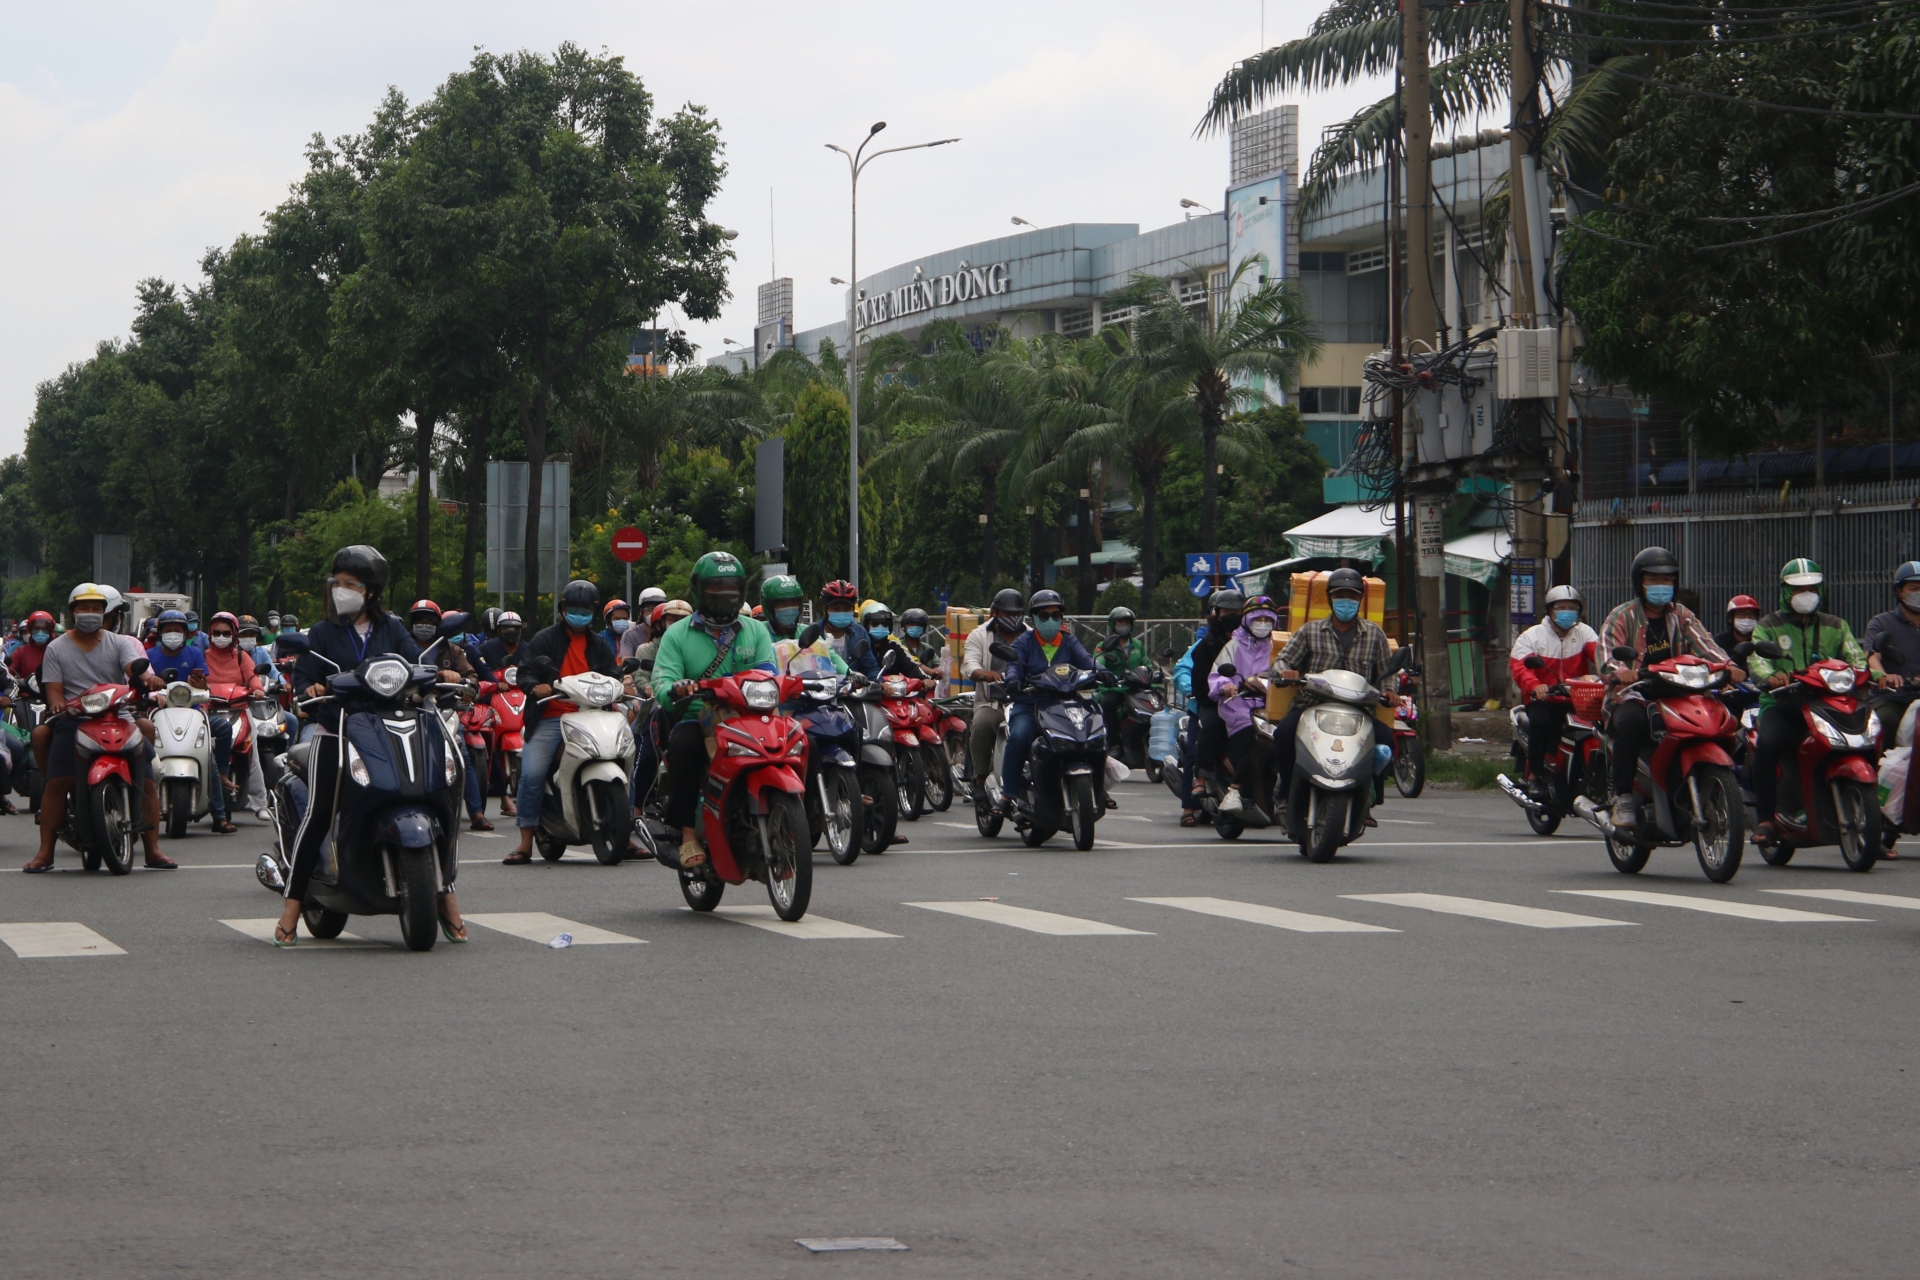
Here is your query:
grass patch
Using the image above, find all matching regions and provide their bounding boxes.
[1425,752,1509,790]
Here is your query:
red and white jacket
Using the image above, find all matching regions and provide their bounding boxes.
[1509,621,1599,698]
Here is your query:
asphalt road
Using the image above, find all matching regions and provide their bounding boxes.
[3,772,1919,1279]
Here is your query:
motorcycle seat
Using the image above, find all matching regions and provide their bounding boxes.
[285,739,314,779]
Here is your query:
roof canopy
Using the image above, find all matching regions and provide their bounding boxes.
[1282,504,1398,564]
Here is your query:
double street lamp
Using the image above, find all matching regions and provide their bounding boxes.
[826,122,959,593]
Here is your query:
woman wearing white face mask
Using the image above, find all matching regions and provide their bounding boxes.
[1746,558,1872,846]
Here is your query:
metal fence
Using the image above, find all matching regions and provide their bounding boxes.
[1571,479,1920,631]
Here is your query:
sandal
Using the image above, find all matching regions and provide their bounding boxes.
[1180,811,1197,827]
[144,853,179,870]
[678,840,708,869]
[469,814,495,832]
[22,859,54,873]
[211,819,238,834]
[502,851,532,865]
[272,923,298,948]
[439,915,468,943]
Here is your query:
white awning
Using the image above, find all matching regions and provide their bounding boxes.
[1445,528,1510,586]
[1282,504,1398,564]
[1234,556,1312,596]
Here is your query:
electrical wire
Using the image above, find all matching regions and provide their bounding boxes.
[1554,0,1917,18]
[1589,65,1920,118]
[1538,13,1903,43]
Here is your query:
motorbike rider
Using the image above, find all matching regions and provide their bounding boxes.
[650,553,777,869]
[1207,595,1284,813]
[183,610,205,650]
[11,610,54,682]
[197,611,266,834]
[636,600,693,669]
[407,599,491,832]
[762,575,805,642]
[274,546,466,944]
[899,608,941,668]
[862,604,933,677]
[1183,588,1246,812]
[600,599,632,650]
[995,589,1096,818]
[480,610,527,677]
[964,588,1027,799]
[797,579,878,679]
[502,580,629,864]
[622,586,669,659]
[1716,595,1763,655]
[23,583,172,873]
[1271,570,1393,807]
[1866,562,1920,691]
[1744,558,1870,845]
[1095,605,1146,737]
[1508,585,1599,799]
[1597,546,1733,828]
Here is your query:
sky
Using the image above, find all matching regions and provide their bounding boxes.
[0,1,1389,458]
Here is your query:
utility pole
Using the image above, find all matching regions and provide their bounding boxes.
[1507,0,1551,697]
[1403,0,1454,749]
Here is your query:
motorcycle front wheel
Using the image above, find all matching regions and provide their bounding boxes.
[922,744,953,812]
[824,768,860,865]
[1834,778,1881,872]
[1305,790,1348,863]
[1068,775,1097,850]
[761,793,812,922]
[165,779,193,840]
[586,779,632,865]
[1394,734,1426,799]
[974,785,1004,838]
[1688,764,1745,883]
[860,765,899,854]
[395,847,439,952]
[899,751,926,822]
[92,778,137,876]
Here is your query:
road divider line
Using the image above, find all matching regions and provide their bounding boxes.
[1343,893,1636,929]
[707,904,899,939]
[465,912,646,944]
[1556,889,1867,922]
[1130,896,1397,933]
[1765,888,1920,910]
[905,901,1151,936]
[0,921,127,957]
[221,918,384,948]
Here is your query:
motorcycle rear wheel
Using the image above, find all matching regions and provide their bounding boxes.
[536,834,567,862]
[974,786,1004,839]
[302,904,348,939]
[1394,735,1426,799]
[679,866,724,911]
[1834,778,1881,872]
[586,780,632,865]
[860,766,899,854]
[92,778,136,876]
[761,793,812,921]
[396,847,439,952]
[1021,823,1054,847]
[165,779,193,840]
[1759,839,1796,867]
[824,769,861,865]
[922,744,953,812]
[1525,774,1563,837]
[899,751,926,822]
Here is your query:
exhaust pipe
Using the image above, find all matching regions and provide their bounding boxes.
[1496,773,1547,813]
[1571,794,1618,837]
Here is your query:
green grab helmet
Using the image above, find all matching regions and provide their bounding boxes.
[1779,557,1824,611]
[690,551,747,624]
[760,574,804,604]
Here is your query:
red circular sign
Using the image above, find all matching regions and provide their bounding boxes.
[610,527,649,563]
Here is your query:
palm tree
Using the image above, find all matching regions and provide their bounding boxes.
[1107,265,1320,554]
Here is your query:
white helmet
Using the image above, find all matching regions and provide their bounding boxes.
[68,582,109,608]
[637,587,667,609]
[1543,585,1583,609]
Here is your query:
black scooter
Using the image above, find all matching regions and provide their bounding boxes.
[268,615,469,951]
[991,640,1111,850]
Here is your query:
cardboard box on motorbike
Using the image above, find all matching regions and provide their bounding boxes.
[1267,572,1391,724]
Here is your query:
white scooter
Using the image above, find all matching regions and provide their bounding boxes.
[150,678,214,839]
[1278,668,1393,862]
[529,665,640,864]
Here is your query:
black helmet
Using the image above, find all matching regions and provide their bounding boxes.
[330,545,390,591]
[481,606,501,635]
[1029,588,1065,615]
[900,607,930,630]
[1630,546,1681,594]
[559,580,599,611]
[1209,588,1246,615]
[991,587,1025,614]
[1107,605,1136,625]
[1326,567,1366,596]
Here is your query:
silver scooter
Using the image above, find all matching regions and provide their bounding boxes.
[1277,669,1392,862]
[526,661,642,864]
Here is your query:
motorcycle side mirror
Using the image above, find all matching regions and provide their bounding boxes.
[275,632,311,656]
[618,657,643,676]
[1749,640,1784,659]
[639,659,655,672]
[1732,641,1755,660]
[439,611,470,637]
[253,651,273,672]
[1217,664,1238,679]
[128,657,150,682]
[1611,645,1638,663]
[989,641,1020,662]
[1523,655,1546,670]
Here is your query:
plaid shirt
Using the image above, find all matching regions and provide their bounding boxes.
[1277,617,1395,698]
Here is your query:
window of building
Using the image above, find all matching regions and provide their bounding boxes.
[1346,247,1386,275]
[1059,308,1092,338]
[1298,386,1362,416]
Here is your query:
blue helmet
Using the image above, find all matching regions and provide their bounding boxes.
[156,609,188,626]
[1895,562,1920,588]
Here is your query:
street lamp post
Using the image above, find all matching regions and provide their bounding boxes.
[826,123,958,592]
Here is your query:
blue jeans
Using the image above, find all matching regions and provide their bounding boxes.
[207,712,233,820]
[1000,703,1039,801]
[515,717,564,830]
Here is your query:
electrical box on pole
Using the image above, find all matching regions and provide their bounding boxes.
[1496,327,1558,400]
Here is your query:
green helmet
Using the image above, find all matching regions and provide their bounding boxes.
[1780,557,1824,612]
[690,551,746,624]
[761,574,804,604]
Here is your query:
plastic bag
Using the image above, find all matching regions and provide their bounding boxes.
[1105,755,1131,785]
[1880,745,1911,824]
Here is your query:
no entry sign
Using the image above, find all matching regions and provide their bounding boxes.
[611,527,649,563]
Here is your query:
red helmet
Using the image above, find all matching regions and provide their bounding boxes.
[408,598,441,621]
[1726,594,1760,615]
[603,598,629,619]
[209,611,239,632]
[26,610,53,629]
[821,579,859,603]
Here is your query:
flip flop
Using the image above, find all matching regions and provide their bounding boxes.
[502,851,532,865]
[22,860,54,873]
[144,855,179,870]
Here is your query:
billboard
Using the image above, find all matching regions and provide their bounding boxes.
[1225,172,1288,404]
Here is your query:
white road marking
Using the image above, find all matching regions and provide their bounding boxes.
[936,822,977,831]
[1767,888,1920,910]
[468,832,502,839]
[707,904,899,939]
[177,864,256,870]
[464,912,646,944]
[905,901,1151,935]
[1556,889,1867,922]
[220,918,383,948]
[1130,896,1397,933]
[1376,819,1435,826]
[1344,893,1636,929]
[0,922,127,957]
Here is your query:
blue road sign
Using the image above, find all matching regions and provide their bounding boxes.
[1185,553,1215,576]
[1219,552,1252,576]
[1189,575,1215,598]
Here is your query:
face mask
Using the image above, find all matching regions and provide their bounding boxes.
[1790,590,1820,616]
[30,631,48,645]
[1904,590,1920,612]
[160,632,185,651]
[1553,610,1580,631]
[1035,617,1062,640]
[1732,616,1757,635]
[905,625,924,639]
[412,623,438,643]
[774,607,800,628]
[1113,624,1132,637]
[499,631,521,645]
[1330,597,1361,622]
[188,622,199,634]
[238,637,257,652]
[565,610,593,629]
[993,614,1022,633]
[611,618,630,634]
[1643,584,1675,606]
[211,635,233,649]
[73,613,103,634]
[827,611,854,629]
[869,625,891,639]
[332,587,365,616]
[1247,619,1275,639]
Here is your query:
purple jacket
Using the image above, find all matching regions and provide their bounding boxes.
[1207,625,1275,736]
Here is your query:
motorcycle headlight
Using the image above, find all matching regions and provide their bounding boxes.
[168,684,193,707]
[362,660,410,699]
[1313,708,1367,737]
[742,680,779,710]
[346,742,370,785]
[80,690,111,715]
[726,741,758,757]
[614,724,635,756]
[1821,667,1858,693]
[787,735,806,756]
[561,721,598,755]
[1669,664,1712,689]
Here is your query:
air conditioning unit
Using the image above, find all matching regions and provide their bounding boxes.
[1496,327,1558,400]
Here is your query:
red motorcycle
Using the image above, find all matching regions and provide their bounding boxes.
[210,681,255,810]
[1743,646,1882,871]
[478,670,528,810]
[1387,661,1425,798]
[1498,663,1608,836]
[669,670,812,921]
[1573,646,1747,881]
[874,672,942,821]
[54,664,152,874]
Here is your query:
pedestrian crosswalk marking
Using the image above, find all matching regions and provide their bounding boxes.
[464,912,645,945]
[1557,889,1867,922]
[1130,896,1397,933]
[1766,888,1920,911]
[0,922,127,957]
[1344,893,1635,929]
[707,904,899,939]
[905,901,1151,935]
[221,919,383,948]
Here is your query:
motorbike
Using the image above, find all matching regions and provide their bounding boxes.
[990,640,1110,850]
[521,655,642,865]
[8,670,47,813]
[846,676,903,853]
[652,670,813,922]
[1109,664,1168,783]
[1387,659,1425,798]
[933,690,973,807]
[1741,641,1881,871]
[973,684,1012,838]
[481,668,528,810]
[787,652,862,865]
[1194,666,1279,841]
[149,674,214,839]
[1276,669,1393,862]
[248,689,290,818]
[874,669,940,822]
[1570,646,1747,882]
[1496,659,1608,836]
[51,659,153,874]
[265,620,469,951]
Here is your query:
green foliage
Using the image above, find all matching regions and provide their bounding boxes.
[1097,579,1143,615]
[1148,406,1328,566]
[1150,575,1204,618]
